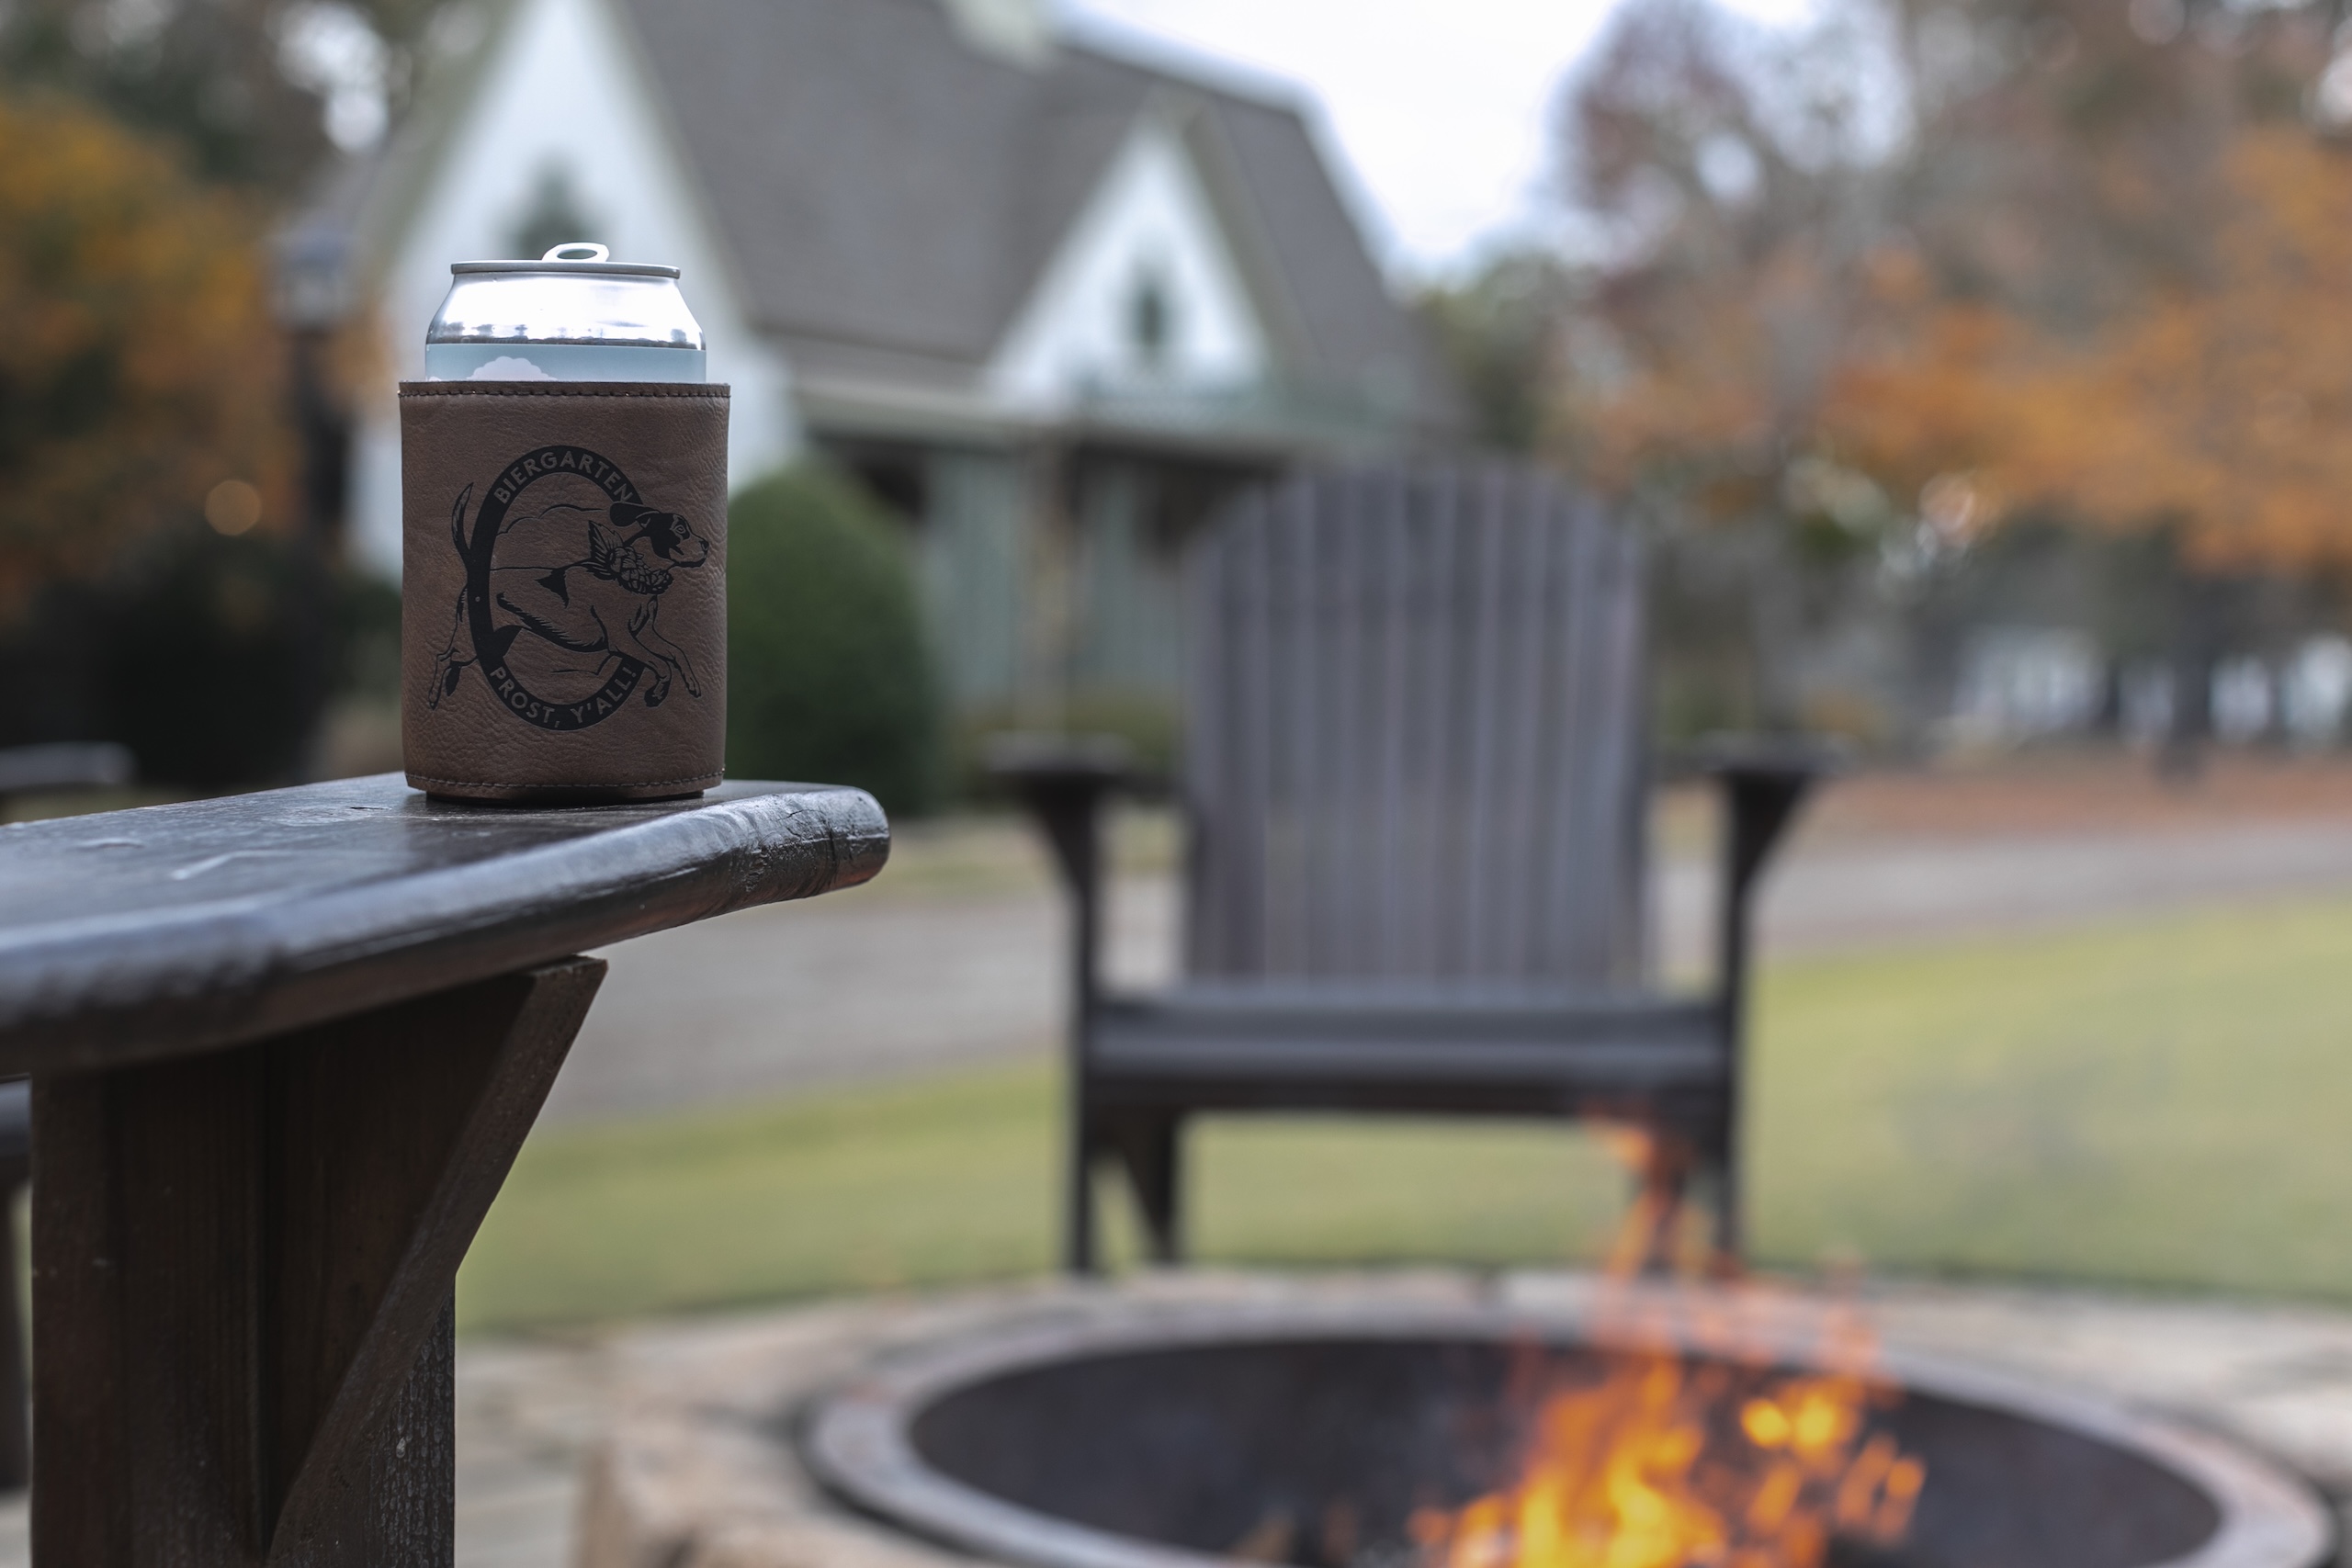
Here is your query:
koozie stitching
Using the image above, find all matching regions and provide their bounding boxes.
[405,771,726,790]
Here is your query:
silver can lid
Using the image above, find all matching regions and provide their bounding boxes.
[426,243,705,349]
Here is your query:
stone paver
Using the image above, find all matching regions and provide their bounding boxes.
[438,1271,2352,1568]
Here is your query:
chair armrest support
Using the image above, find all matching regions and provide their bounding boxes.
[1685,736,1838,915]
[1673,734,1839,1010]
[986,733,1138,897]
[986,733,1142,1010]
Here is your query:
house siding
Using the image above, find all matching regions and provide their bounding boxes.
[918,450,1031,710]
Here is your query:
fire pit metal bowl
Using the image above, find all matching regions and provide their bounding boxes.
[801,1297,2334,1568]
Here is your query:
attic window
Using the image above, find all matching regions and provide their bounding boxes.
[1128,270,1170,366]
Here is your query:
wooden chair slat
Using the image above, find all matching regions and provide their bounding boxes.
[1301,472,1346,976]
[1185,466,1645,986]
[1454,468,1502,971]
[1227,491,1272,976]
[1551,495,1601,976]
[1365,466,1408,975]
[1278,476,1317,974]
[1319,470,1368,975]
[1604,522,1653,980]
[1536,488,1603,977]
[1390,468,1430,977]
[1499,467,1563,976]
[1184,491,1249,975]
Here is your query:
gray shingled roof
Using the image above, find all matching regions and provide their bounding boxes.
[614,0,1461,434]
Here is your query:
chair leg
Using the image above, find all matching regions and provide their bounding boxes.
[1114,1114,1183,1265]
[0,1168,23,1491]
[1710,1130,1742,1269]
[1066,1108,1101,1277]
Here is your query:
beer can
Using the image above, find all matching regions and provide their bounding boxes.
[401,243,730,804]
[424,243,708,383]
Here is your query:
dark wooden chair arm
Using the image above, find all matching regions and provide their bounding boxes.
[987,732,1170,1022]
[1668,734,1840,1003]
[985,732,1146,906]
[1682,736,1839,907]
[0,775,887,1544]
[0,775,888,1074]
[1664,732,1844,783]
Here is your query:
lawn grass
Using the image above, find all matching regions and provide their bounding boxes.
[1750,893,2352,1292]
[457,892,2352,1335]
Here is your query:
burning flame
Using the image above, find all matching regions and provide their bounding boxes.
[1409,1134,1928,1568]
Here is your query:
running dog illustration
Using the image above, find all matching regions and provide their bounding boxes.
[430,486,709,710]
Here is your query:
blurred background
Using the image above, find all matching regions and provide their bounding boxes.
[22,0,2352,793]
[13,0,2352,1379]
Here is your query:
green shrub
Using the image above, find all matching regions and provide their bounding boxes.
[727,466,940,815]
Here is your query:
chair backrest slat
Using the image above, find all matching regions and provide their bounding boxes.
[1184,464,1646,987]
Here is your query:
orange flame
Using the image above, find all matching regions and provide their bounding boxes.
[1410,1133,1927,1568]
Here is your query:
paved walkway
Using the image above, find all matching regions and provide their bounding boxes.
[512,1273,2352,1565]
[3,1271,2348,1566]
[545,762,2352,1125]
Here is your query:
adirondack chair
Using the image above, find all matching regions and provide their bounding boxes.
[0,744,125,1491]
[995,463,1824,1274]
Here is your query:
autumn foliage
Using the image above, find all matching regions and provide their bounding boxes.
[1554,0,2352,576]
[0,91,291,609]
[1986,129,2352,570]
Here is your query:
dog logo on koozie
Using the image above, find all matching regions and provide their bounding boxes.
[427,445,708,730]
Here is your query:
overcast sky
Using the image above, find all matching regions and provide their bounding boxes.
[1058,0,1814,282]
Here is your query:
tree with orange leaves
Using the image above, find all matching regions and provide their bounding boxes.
[1545,0,2352,742]
[1981,127,2352,574]
[0,92,293,612]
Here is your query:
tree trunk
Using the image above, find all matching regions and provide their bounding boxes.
[2159,566,2217,782]
[1747,523,1808,732]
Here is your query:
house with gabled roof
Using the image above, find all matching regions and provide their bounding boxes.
[290,0,1463,722]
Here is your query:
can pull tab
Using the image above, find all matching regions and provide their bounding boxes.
[542,243,611,263]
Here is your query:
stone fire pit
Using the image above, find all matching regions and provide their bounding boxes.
[577,1274,2344,1568]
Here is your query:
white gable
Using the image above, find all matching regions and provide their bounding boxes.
[345,0,797,580]
[941,0,1053,67]
[987,115,1272,412]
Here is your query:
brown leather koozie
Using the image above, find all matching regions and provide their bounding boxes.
[400,382,729,802]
